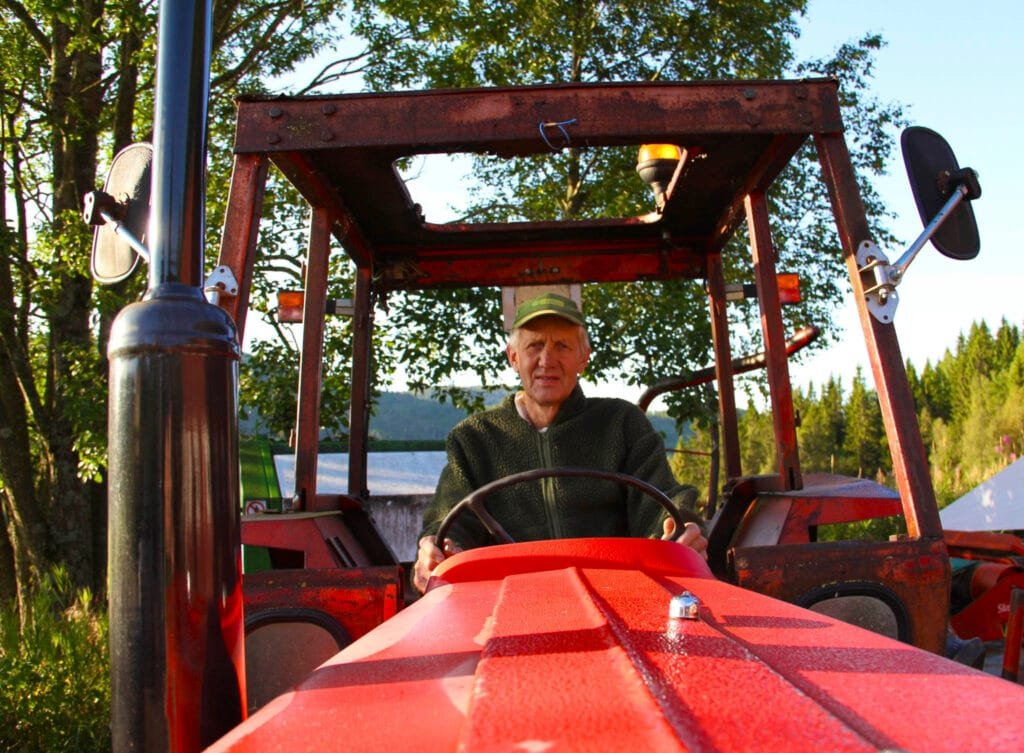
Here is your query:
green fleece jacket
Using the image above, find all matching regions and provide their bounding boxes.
[420,386,701,549]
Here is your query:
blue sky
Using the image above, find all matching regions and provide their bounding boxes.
[787,0,1022,388]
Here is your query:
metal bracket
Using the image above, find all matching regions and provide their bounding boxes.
[856,240,899,323]
[204,265,239,305]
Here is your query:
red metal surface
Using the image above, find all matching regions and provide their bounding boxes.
[207,539,1024,753]
[242,567,402,644]
[242,513,371,569]
[292,207,331,514]
[952,564,1024,641]
[347,265,374,501]
[228,81,839,292]
[747,191,801,491]
[215,153,268,338]
[708,474,946,653]
[945,529,1024,562]
[637,326,820,413]
[431,537,714,586]
[235,81,841,156]
[732,472,903,547]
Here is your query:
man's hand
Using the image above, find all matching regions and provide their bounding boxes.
[412,535,463,594]
[661,518,708,559]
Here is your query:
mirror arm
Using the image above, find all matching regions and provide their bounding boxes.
[99,209,151,264]
[856,167,979,324]
[890,179,972,283]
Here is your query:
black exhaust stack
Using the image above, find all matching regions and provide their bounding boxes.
[107,1,245,751]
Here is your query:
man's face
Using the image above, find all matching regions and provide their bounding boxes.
[507,316,591,409]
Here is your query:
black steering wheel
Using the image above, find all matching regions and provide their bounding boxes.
[433,466,688,554]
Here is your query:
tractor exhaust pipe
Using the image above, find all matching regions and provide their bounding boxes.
[107,1,246,751]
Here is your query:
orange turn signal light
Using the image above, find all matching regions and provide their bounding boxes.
[723,274,801,305]
[777,273,801,305]
[277,290,305,323]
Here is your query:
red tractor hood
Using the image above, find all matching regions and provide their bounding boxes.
[209,539,1024,752]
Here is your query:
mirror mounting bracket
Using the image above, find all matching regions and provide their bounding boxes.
[204,265,239,305]
[856,240,899,324]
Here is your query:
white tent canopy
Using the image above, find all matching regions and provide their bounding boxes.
[939,457,1024,532]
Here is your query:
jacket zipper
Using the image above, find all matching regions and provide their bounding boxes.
[537,431,563,538]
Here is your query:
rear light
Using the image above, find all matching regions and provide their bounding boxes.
[777,273,801,304]
[276,291,356,323]
[277,290,305,322]
[723,274,801,305]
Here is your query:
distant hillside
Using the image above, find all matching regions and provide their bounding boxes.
[369,391,680,447]
[369,392,471,441]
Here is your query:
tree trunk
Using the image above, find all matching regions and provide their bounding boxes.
[0,115,49,607]
[0,511,14,604]
[42,10,106,591]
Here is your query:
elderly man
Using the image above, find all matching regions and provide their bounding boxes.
[413,292,707,592]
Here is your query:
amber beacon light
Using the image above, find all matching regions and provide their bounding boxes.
[636,143,682,207]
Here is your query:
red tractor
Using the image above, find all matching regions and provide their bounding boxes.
[90,2,1023,752]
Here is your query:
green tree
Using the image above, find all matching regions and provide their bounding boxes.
[993,318,1020,373]
[346,0,904,421]
[737,401,777,476]
[0,0,349,611]
[796,378,845,474]
[919,358,953,423]
[841,367,886,478]
[921,320,1024,504]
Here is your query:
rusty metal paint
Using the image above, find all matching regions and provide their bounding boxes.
[732,538,950,654]
[214,154,268,338]
[347,266,374,501]
[234,81,844,154]
[730,472,904,546]
[227,85,836,294]
[746,191,801,490]
[292,207,332,514]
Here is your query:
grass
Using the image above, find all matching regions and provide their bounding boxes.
[0,568,110,753]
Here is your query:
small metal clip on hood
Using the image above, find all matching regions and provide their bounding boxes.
[669,591,701,620]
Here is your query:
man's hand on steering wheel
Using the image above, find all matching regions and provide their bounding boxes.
[662,518,708,559]
[413,535,463,594]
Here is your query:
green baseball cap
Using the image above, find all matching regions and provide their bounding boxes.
[512,293,585,329]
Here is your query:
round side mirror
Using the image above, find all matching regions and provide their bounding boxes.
[901,126,980,260]
[89,143,153,284]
